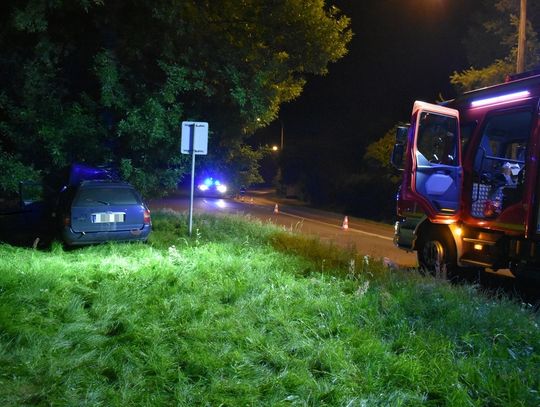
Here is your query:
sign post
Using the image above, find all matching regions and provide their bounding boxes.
[181,121,208,236]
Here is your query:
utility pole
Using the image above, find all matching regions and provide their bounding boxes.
[280,120,284,150]
[516,0,527,73]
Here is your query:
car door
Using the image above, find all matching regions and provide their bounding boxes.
[411,101,462,217]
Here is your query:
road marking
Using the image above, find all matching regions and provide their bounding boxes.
[275,209,393,241]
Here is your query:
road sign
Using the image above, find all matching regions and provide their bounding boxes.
[181,121,209,237]
[181,122,208,155]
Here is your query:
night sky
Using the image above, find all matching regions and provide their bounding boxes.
[255,0,483,155]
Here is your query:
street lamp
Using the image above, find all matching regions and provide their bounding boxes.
[516,0,527,73]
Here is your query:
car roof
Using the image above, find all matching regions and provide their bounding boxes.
[78,180,135,188]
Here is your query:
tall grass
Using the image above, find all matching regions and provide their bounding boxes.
[0,210,539,406]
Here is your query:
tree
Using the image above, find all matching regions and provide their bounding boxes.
[451,0,540,92]
[363,125,401,184]
[0,0,351,196]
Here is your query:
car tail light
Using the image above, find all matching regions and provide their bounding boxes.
[144,209,151,225]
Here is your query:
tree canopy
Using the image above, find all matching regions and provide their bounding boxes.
[0,0,351,196]
[451,0,540,92]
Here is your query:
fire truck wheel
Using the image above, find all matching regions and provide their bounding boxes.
[417,229,457,277]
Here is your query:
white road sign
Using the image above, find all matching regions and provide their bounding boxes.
[181,121,208,155]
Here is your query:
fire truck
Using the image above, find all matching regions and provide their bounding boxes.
[391,72,540,279]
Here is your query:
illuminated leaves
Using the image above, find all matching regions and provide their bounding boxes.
[0,0,351,196]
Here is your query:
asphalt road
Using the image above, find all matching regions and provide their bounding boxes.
[149,189,417,268]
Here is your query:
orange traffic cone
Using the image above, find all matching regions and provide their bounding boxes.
[274,204,279,214]
[342,216,349,230]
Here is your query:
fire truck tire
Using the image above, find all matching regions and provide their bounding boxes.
[416,228,457,277]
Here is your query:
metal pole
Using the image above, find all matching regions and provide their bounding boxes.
[280,120,284,150]
[188,124,196,236]
[516,0,527,74]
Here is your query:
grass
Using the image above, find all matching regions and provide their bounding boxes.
[0,210,539,406]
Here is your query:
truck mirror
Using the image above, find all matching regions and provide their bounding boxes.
[396,126,409,145]
[391,143,405,171]
[391,125,408,171]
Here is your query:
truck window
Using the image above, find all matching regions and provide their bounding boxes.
[460,122,477,157]
[471,110,532,218]
[416,112,458,166]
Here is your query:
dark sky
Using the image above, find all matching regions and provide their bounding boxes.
[254,0,483,155]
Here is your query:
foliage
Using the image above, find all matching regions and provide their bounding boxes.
[364,125,400,178]
[278,138,360,205]
[226,143,264,188]
[0,151,41,196]
[339,126,402,221]
[197,142,264,191]
[451,0,540,92]
[0,212,539,405]
[0,1,351,196]
[450,59,515,93]
[338,173,400,222]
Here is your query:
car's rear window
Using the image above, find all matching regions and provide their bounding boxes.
[74,186,141,206]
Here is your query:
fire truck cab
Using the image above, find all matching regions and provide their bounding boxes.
[392,73,540,279]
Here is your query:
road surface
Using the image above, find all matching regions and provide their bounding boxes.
[149,190,418,268]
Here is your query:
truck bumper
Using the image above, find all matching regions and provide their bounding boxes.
[394,219,418,251]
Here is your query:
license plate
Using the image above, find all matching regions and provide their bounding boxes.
[91,212,126,223]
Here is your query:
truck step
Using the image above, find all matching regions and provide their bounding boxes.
[460,253,495,267]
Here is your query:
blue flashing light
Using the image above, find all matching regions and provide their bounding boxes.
[68,163,111,186]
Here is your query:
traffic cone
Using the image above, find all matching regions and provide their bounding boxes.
[274,203,279,214]
[342,216,349,230]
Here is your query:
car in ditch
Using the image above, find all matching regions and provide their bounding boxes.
[56,179,151,246]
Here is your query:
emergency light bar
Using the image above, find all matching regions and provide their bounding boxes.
[471,90,530,107]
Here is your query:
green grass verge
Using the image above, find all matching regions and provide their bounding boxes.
[0,210,539,406]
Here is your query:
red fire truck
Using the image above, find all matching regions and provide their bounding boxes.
[392,72,540,279]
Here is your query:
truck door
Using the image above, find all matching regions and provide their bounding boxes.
[411,101,461,217]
